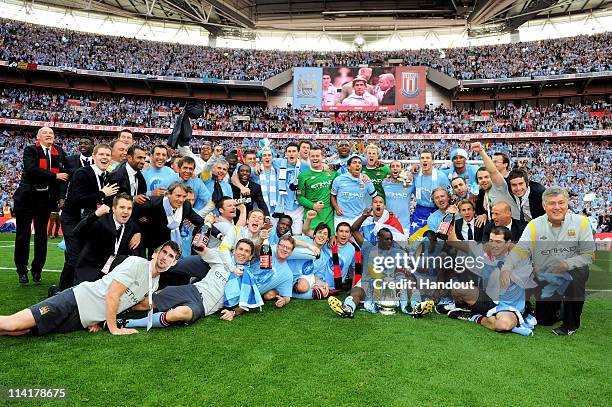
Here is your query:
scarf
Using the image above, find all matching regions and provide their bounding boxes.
[163,196,183,245]
[259,166,277,208]
[415,168,438,204]
[350,241,362,287]
[275,160,301,215]
[329,241,362,294]
[330,243,343,294]
[36,141,60,174]
[223,263,264,311]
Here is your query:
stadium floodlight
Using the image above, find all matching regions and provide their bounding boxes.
[354,35,365,46]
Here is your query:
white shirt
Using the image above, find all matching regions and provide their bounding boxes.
[92,165,105,190]
[80,154,92,167]
[461,218,476,240]
[125,164,139,195]
[515,187,531,221]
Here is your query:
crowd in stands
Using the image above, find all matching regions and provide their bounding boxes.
[0,130,610,229]
[1,87,610,134]
[1,18,611,81]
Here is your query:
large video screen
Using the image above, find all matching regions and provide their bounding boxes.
[322,66,396,111]
[293,66,427,111]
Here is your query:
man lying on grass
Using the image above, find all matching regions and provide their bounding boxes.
[0,242,180,336]
[124,239,255,328]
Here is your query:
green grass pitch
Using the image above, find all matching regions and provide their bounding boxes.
[0,233,610,406]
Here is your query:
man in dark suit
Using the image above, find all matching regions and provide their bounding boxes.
[13,127,69,284]
[72,193,141,284]
[105,145,148,205]
[65,137,95,175]
[135,182,204,258]
[377,73,396,105]
[481,201,527,243]
[59,143,119,289]
[507,168,546,221]
[232,164,269,221]
[454,200,484,241]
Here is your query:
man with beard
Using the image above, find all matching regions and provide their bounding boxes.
[450,176,477,204]
[232,164,269,220]
[351,197,407,246]
[341,76,378,107]
[105,145,148,205]
[472,142,520,219]
[143,145,175,197]
[0,242,180,337]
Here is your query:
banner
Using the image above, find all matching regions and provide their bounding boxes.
[1,118,610,140]
[395,66,427,110]
[293,67,322,109]
[321,66,396,111]
[594,233,612,252]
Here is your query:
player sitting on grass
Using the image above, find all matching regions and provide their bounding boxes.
[251,235,296,308]
[124,239,255,328]
[328,228,404,318]
[0,242,180,336]
[290,219,333,300]
[446,225,537,336]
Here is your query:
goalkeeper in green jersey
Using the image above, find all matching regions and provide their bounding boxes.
[298,146,337,235]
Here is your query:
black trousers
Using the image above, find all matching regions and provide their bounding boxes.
[13,193,52,276]
[535,266,589,330]
[159,255,211,289]
[58,213,81,289]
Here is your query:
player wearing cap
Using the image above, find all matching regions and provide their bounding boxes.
[499,187,595,336]
[341,76,379,107]
[442,148,479,186]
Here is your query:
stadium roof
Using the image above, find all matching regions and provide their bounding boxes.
[24,0,612,35]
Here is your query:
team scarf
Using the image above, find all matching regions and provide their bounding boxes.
[259,165,278,208]
[223,263,264,311]
[329,241,362,294]
[36,141,60,174]
[163,197,183,245]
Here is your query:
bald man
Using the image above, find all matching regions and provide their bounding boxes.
[14,127,69,284]
[481,201,527,242]
[376,73,396,105]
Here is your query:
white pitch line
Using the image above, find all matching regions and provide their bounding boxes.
[0,266,61,273]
